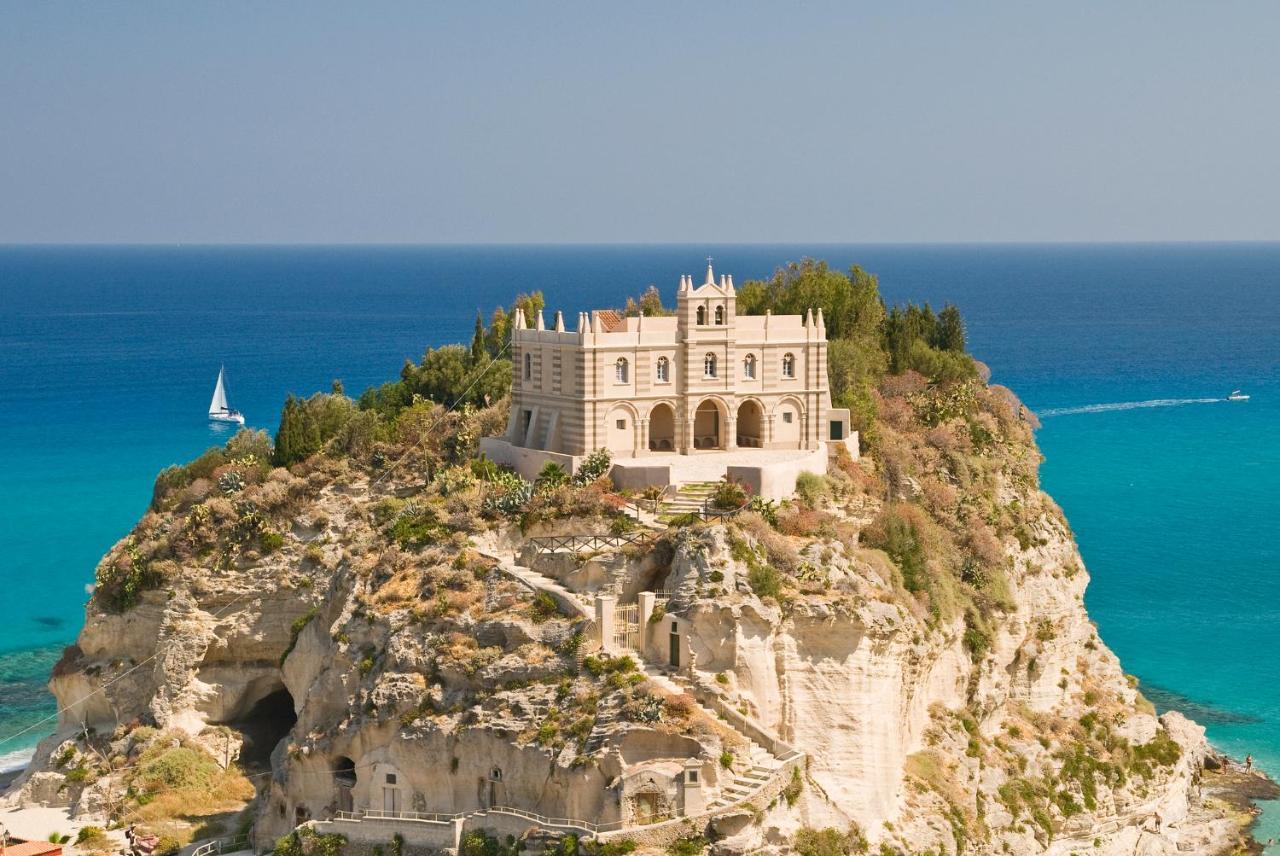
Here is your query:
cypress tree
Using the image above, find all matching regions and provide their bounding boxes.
[937,304,966,352]
[470,312,486,364]
[273,394,322,466]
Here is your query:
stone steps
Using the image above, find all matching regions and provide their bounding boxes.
[655,482,722,522]
[583,694,622,755]
[480,540,795,818]
[634,658,785,810]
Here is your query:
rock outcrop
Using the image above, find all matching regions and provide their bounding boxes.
[4,381,1266,855]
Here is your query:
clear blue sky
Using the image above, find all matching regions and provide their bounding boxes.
[3,2,1278,243]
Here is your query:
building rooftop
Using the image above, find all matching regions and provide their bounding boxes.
[3,841,65,856]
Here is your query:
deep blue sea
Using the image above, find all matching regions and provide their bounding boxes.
[2,244,1278,837]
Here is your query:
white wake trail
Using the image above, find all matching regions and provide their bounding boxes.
[1037,398,1224,418]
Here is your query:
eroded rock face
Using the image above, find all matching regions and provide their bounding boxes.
[659,489,1237,854]
[7,425,1258,855]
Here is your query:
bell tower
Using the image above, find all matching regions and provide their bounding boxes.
[673,258,737,452]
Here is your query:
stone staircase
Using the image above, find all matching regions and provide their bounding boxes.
[634,659,786,811]
[478,537,799,816]
[475,547,594,619]
[657,481,720,523]
[583,692,623,755]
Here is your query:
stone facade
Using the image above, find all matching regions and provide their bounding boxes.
[497,263,848,460]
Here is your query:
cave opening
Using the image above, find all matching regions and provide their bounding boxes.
[334,755,357,812]
[233,687,297,771]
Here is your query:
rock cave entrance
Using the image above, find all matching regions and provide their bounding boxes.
[334,756,357,813]
[232,687,297,771]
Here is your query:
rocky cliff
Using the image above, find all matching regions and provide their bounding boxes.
[4,377,1265,855]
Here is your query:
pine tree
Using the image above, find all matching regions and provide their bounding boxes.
[485,307,510,356]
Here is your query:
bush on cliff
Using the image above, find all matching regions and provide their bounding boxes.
[792,825,869,856]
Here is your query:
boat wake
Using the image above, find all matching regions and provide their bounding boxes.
[1037,398,1223,418]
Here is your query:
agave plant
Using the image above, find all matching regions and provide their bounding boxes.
[218,470,246,495]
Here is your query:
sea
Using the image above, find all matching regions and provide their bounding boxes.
[2,244,1279,840]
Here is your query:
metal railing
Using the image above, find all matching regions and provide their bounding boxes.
[699,498,745,520]
[190,834,250,856]
[526,532,649,553]
[334,809,461,824]
[485,805,627,834]
[331,805,624,836]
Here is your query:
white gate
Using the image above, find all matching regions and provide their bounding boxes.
[613,603,641,652]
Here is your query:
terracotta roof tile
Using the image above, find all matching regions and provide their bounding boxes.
[3,842,64,856]
[595,310,624,332]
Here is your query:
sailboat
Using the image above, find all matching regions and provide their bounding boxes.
[209,366,246,424]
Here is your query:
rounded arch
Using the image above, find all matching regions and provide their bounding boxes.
[781,352,796,378]
[655,355,670,383]
[714,305,725,325]
[742,352,756,379]
[692,396,730,451]
[771,396,806,449]
[696,305,707,325]
[736,398,765,448]
[703,352,717,378]
[605,402,640,456]
[615,356,629,383]
[333,754,357,812]
[647,401,676,452]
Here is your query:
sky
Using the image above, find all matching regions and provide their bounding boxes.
[2,2,1278,244]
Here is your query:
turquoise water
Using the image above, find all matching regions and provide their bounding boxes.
[2,244,1278,837]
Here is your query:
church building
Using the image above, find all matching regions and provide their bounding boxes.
[484,263,850,477]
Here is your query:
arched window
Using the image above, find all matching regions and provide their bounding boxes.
[615,357,629,383]
[696,306,706,325]
[655,356,670,383]
[714,306,724,325]
[743,353,756,379]
[523,352,532,380]
[782,353,795,378]
[703,353,717,378]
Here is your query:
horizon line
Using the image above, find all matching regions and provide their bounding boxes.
[4,239,1280,249]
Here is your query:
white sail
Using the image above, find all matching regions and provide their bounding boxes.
[209,367,229,415]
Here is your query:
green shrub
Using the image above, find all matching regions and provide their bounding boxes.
[536,461,570,489]
[719,750,734,768]
[962,611,991,661]
[281,607,317,665]
[259,530,285,552]
[793,825,869,855]
[460,830,518,856]
[63,765,90,783]
[864,507,927,593]
[782,765,804,806]
[574,448,612,484]
[711,478,749,510]
[666,511,702,529]
[135,746,219,793]
[94,538,164,612]
[389,502,446,549]
[667,836,708,856]
[746,496,779,527]
[581,840,636,856]
[794,471,829,507]
[748,563,781,600]
[76,827,108,847]
[530,591,560,623]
